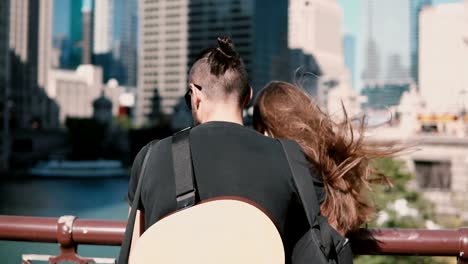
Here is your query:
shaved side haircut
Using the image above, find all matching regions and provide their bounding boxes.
[189,37,250,106]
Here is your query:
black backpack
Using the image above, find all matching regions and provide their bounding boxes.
[279,139,353,264]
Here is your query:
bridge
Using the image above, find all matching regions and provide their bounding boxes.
[0,215,467,263]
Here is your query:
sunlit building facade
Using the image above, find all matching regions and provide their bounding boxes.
[137,0,189,125]
[8,0,57,129]
[419,3,468,113]
[93,0,113,55]
[48,65,122,124]
[288,0,345,77]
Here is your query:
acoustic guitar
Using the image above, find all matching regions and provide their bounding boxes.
[129,199,285,264]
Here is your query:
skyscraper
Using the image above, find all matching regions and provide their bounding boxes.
[252,0,289,93]
[288,0,345,77]
[362,0,380,84]
[344,34,356,88]
[69,0,84,69]
[137,0,189,125]
[93,0,114,82]
[93,0,113,55]
[138,0,353,125]
[362,0,412,87]
[419,3,468,113]
[89,0,136,85]
[9,0,56,129]
[82,6,93,65]
[288,0,346,97]
[187,0,254,85]
[118,0,138,86]
[386,53,410,81]
[410,0,431,86]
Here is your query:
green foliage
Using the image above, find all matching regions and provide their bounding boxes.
[115,115,134,130]
[354,158,451,264]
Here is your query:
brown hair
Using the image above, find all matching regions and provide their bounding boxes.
[253,81,403,235]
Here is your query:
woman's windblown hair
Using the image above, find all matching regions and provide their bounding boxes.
[253,81,404,235]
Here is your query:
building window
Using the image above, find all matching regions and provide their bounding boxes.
[165,79,180,84]
[166,29,180,34]
[166,13,180,19]
[414,160,451,190]
[165,87,180,92]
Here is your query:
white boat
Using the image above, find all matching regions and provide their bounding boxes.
[29,160,128,177]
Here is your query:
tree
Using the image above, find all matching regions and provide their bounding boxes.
[147,88,165,126]
[354,158,452,264]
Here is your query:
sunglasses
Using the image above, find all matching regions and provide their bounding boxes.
[184,83,202,110]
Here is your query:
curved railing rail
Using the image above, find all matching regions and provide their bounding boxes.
[0,215,467,263]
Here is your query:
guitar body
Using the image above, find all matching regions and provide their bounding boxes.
[129,199,285,264]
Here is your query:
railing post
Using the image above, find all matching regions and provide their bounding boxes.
[459,228,468,264]
[48,215,94,264]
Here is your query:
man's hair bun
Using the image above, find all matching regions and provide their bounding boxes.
[217,36,238,59]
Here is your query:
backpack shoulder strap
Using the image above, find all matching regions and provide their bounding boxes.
[172,127,197,209]
[278,139,320,227]
[279,139,335,258]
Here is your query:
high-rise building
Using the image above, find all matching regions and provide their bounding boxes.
[362,0,380,84]
[362,0,412,87]
[289,0,350,102]
[343,34,356,88]
[288,0,345,77]
[93,0,114,83]
[0,0,11,169]
[188,0,289,94]
[9,0,57,129]
[138,0,351,125]
[82,6,93,65]
[386,54,411,81]
[419,3,468,113]
[75,0,138,86]
[118,0,138,86]
[138,0,288,125]
[410,0,432,85]
[252,0,289,93]
[69,0,84,69]
[137,0,189,125]
[188,0,254,85]
[93,0,113,54]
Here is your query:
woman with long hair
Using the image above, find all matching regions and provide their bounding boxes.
[253,81,403,236]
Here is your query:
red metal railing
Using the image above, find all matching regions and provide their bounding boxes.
[0,215,467,263]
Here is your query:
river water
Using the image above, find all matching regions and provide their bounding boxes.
[0,176,129,263]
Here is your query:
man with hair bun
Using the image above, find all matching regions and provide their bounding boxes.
[125,37,323,262]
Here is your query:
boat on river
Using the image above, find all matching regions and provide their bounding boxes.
[29,160,128,177]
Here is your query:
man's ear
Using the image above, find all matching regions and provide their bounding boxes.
[192,85,202,110]
[243,86,253,108]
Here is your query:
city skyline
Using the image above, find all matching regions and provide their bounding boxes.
[338,0,464,90]
[52,0,467,92]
